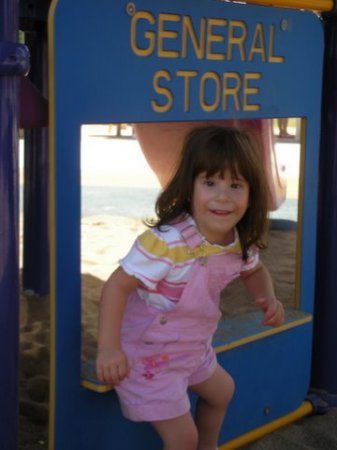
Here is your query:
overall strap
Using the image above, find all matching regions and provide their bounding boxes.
[173,218,204,249]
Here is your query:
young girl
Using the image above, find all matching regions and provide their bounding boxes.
[96,125,285,450]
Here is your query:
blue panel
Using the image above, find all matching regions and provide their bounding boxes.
[51,0,323,123]
[216,324,313,442]
[22,32,49,296]
[49,1,324,449]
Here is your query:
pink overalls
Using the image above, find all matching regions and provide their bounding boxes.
[115,221,243,422]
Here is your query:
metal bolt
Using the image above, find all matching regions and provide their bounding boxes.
[281,19,288,31]
[264,406,272,416]
[126,2,136,16]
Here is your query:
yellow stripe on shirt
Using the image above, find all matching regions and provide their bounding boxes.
[138,229,242,265]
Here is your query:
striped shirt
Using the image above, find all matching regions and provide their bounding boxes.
[120,215,258,311]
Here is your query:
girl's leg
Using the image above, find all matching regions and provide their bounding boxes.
[151,412,198,450]
[190,365,235,450]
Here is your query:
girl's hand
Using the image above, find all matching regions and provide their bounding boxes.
[96,348,129,386]
[255,297,285,327]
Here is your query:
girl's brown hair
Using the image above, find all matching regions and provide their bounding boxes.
[148,125,269,260]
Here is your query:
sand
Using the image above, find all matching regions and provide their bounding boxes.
[19,293,49,450]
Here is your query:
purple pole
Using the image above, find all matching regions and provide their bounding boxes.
[0,0,29,447]
[22,30,49,296]
[311,12,337,395]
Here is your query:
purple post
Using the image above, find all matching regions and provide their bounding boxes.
[22,30,49,296]
[311,13,337,395]
[0,0,29,448]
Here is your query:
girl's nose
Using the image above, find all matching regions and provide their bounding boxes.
[216,186,229,200]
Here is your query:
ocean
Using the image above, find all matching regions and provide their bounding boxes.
[81,185,298,223]
[81,185,159,219]
[19,134,300,224]
[19,184,298,224]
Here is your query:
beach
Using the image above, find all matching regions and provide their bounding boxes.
[19,129,336,449]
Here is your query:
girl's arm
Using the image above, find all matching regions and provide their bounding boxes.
[96,266,142,385]
[240,261,285,327]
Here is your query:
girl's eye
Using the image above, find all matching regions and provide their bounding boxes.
[204,179,215,187]
[231,179,247,189]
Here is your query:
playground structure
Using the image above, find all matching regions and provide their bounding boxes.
[1,1,337,449]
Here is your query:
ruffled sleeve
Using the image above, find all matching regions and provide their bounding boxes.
[119,228,174,290]
[240,245,259,272]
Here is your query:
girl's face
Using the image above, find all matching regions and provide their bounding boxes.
[191,169,249,245]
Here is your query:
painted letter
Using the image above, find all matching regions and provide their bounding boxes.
[176,70,198,112]
[243,72,261,111]
[248,23,266,62]
[200,71,221,112]
[158,13,180,58]
[151,70,173,112]
[268,25,284,63]
[228,20,247,61]
[223,72,241,111]
[130,11,155,56]
[181,16,205,59]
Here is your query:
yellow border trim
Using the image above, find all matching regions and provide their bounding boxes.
[47,1,58,450]
[295,118,306,308]
[229,0,333,12]
[215,315,312,353]
[80,379,114,393]
[219,401,313,449]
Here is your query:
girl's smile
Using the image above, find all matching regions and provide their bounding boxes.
[191,170,250,246]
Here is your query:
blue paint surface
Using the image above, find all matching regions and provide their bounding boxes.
[49,1,323,448]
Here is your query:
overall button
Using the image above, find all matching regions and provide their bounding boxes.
[199,256,208,266]
[159,316,168,325]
